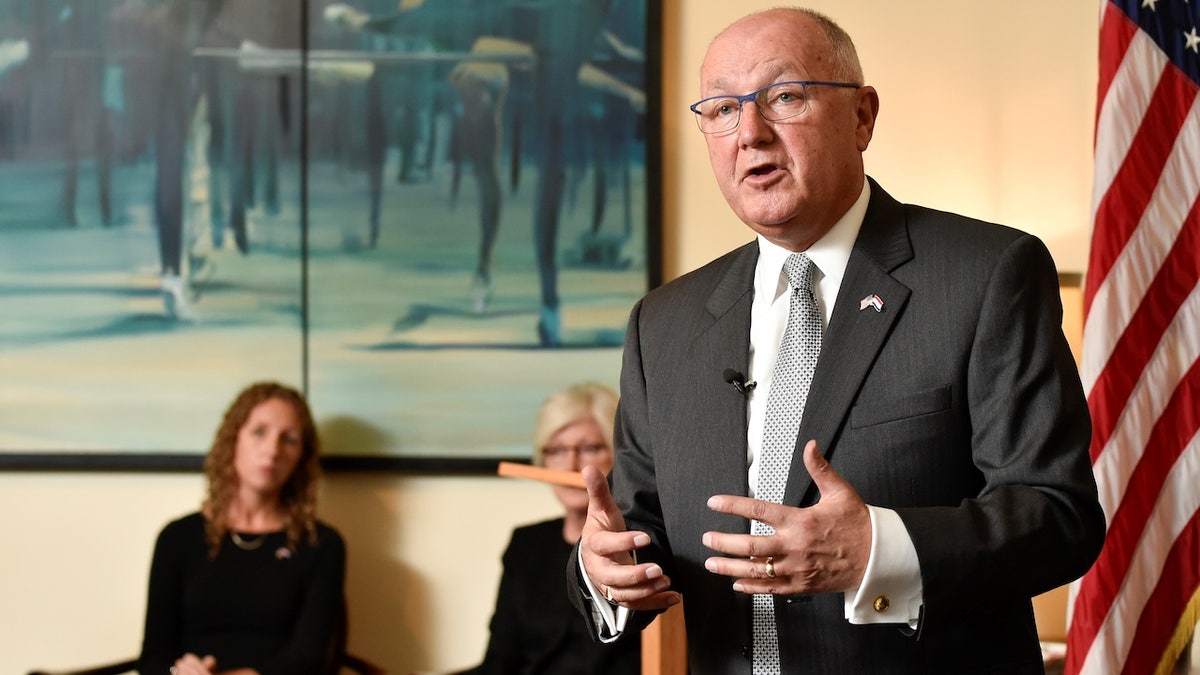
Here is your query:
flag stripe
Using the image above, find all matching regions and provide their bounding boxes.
[1088,24,1170,238]
[1086,192,1200,462]
[1076,427,1200,673]
[1084,65,1194,319]
[1081,106,1200,517]
[1070,355,1200,655]
[1095,5,1139,116]
[1123,510,1200,675]
[1079,66,1199,394]
[1090,284,1200,541]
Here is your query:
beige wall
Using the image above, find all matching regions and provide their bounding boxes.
[663,1,1098,278]
[0,2,1098,673]
[0,471,563,673]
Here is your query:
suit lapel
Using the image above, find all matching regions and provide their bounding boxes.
[690,243,758,502]
[783,181,914,507]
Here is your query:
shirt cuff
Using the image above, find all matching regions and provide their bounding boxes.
[844,505,923,628]
[578,553,631,642]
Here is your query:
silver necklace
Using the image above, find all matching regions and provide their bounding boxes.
[231,531,265,551]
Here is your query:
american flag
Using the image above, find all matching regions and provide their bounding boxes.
[1064,1,1200,674]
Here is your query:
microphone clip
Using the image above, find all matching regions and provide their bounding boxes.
[723,368,757,399]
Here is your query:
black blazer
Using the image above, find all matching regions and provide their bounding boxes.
[469,518,639,675]
[568,179,1104,674]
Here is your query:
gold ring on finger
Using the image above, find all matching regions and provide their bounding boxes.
[605,585,615,603]
[764,556,777,579]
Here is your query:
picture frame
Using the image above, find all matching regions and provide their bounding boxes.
[0,0,661,472]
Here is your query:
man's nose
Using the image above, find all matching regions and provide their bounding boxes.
[739,101,775,140]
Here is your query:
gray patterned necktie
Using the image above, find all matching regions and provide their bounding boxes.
[752,252,822,675]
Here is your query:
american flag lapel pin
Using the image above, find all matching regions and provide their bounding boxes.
[859,294,884,312]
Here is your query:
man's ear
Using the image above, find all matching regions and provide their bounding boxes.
[855,86,880,152]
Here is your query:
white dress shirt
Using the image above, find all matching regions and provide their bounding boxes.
[749,182,923,626]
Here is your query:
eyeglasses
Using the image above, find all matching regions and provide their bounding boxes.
[542,443,610,464]
[689,80,860,135]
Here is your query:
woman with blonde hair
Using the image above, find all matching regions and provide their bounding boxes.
[464,382,640,674]
[139,382,345,675]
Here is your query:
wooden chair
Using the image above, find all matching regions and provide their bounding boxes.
[641,602,687,675]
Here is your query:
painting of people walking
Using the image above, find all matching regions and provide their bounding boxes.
[0,0,658,468]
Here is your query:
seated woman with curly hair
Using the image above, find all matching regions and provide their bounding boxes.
[138,381,345,675]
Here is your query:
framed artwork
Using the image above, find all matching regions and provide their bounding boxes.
[0,0,660,471]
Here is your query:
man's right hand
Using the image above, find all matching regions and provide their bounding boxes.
[580,465,682,611]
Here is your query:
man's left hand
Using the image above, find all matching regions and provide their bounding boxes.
[702,439,872,595]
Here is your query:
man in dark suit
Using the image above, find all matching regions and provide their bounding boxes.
[567,7,1105,674]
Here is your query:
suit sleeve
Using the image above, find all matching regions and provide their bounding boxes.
[567,297,670,636]
[895,234,1105,610]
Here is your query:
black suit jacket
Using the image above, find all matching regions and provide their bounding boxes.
[568,179,1104,674]
[469,518,639,675]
